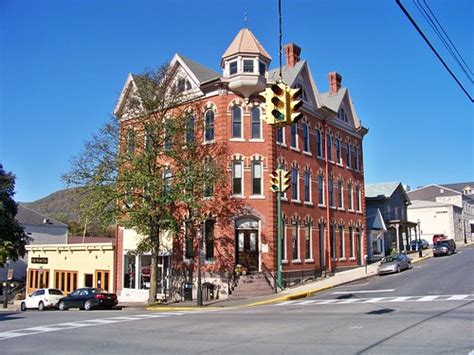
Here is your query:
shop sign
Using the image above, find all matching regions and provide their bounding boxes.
[31,257,48,264]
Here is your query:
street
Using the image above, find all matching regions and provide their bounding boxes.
[2,246,473,354]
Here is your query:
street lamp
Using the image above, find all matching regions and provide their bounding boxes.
[196,227,203,307]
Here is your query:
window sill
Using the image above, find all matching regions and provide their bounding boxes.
[317,155,325,160]
[281,196,288,202]
[305,259,314,263]
[346,166,353,171]
[338,207,345,211]
[205,259,215,265]
[231,195,246,199]
[249,195,265,200]
[291,199,302,204]
[303,151,312,156]
[304,201,313,206]
[349,257,356,261]
[336,162,343,167]
[203,140,215,145]
[339,257,347,261]
[249,138,264,143]
[230,138,245,142]
[292,259,302,264]
[348,209,355,213]
[282,260,288,264]
[330,206,337,210]
[318,203,326,208]
[277,143,287,148]
[290,146,300,152]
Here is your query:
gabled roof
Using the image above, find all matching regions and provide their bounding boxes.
[16,204,67,227]
[320,88,347,113]
[365,182,403,199]
[268,60,306,86]
[439,182,474,193]
[366,207,387,231]
[176,54,220,84]
[221,28,271,61]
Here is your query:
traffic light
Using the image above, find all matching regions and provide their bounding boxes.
[270,170,280,192]
[280,169,291,192]
[261,83,287,125]
[287,87,303,124]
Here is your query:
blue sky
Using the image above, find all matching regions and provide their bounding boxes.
[1,0,472,202]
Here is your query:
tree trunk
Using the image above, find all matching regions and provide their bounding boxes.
[148,223,160,305]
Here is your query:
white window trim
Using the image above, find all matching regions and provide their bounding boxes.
[232,161,244,197]
[290,124,298,150]
[251,161,263,197]
[276,126,286,146]
[291,168,300,202]
[305,224,313,261]
[231,106,243,140]
[250,107,263,140]
[282,224,288,262]
[292,224,300,262]
[303,172,312,204]
[318,177,325,207]
[339,227,345,259]
[303,123,310,153]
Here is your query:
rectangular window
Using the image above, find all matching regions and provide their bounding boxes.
[54,271,77,294]
[124,254,135,289]
[292,224,299,261]
[346,143,352,168]
[252,161,262,195]
[229,61,237,75]
[339,226,345,258]
[327,134,332,161]
[349,226,355,258]
[204,220,215,260]
[338,180,343,208]
[291,168,298,200]
[232,161,243,195]
[329,178,334,207]
[356,186,361,211]
[276,126,284,144]
[291,125,297,148]
[304,172,311,203]
[316,131,323,157]
[318,175,324,205]
[303,125,309,152]
[355,147,360,171]
[330,225,336,259]
[305,224,312,260]
[243,59,254,73]
[185,222,194,259]
[259,62,266,76]
[336,139,342,164]
[348,184,353,210]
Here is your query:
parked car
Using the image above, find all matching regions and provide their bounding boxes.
[409,239,429,250]
[21,288,64,311]
[58,287,118,311]
[433,239,456,257]
[377,253,412,275]
[432,234,447,244]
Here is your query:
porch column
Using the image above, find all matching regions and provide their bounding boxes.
[395,224,400,252]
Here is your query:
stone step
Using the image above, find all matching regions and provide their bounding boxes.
[230,273,275,298]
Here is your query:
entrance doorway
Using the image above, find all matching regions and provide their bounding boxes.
[236,230,259,272]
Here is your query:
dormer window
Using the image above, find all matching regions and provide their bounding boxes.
[338,107,348,122]
[243,59,254,73]
[177,78,191,92]
[229,61,238,75]
[259,62,266,76]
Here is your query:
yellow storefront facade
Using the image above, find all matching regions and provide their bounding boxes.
[26,243,114,295]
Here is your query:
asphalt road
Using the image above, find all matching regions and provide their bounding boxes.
[1,246,473,355]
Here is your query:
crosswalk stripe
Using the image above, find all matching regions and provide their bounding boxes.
[363,297,386,303]
[388,296,412,302]
[417,296,438,302]
[338,299,360,304]
[82,319,119,324]
[446,295,469,301]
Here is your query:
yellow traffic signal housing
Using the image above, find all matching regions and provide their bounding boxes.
[280,169,291,192]
[270,84,287,124]
[287,87,304,124]
[270,170,280,192]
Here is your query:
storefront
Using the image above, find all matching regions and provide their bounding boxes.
[25,243,114,295]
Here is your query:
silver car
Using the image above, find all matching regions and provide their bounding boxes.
[377,254,412,275]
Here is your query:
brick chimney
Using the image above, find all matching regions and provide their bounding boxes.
[285,43,301,68]
[328,72,342,94]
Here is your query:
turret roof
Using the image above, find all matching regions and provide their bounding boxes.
[221,28,271,62]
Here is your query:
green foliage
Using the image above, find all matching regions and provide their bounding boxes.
[0,164,29,266]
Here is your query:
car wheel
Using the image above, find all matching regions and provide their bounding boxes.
[20,302,27,312]
[58,301,67,311]
[38,301,45,311]
[408,262,413,269]
[396,266,401,273]
[84,300,92,311]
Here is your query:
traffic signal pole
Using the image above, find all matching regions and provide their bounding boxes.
[276,170,282,290]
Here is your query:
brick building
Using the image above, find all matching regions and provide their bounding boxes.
[113,28,368,302]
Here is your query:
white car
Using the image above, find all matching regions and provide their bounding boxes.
[21,288,64,311]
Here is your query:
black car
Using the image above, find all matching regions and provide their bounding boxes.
[58,287,118,311]
[433,239,456,257]
[409,239,429,250]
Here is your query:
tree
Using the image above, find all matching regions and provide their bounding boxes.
[64,64,237,304]
[0,164,28,266]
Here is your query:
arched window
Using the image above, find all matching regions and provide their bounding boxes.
[329,176,334,207]
[336,138,342,164]
[231,106,242,139]
[185,114,195,143]
[318,175,324,205]
[304,171,311,203]
[291,167,299,201]
[251,107,261,139]
[327,134,333,161]
[204,110,215,142]
[303,123,309,152]
[290,124,297,148]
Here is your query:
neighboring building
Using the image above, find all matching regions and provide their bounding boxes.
[407,182,474,243]
[0,204,68,283]
[25,242,114,295]
[113,28,368,302]
[365,182,418,259]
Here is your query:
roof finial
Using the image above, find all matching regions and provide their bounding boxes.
[244,12,248,27]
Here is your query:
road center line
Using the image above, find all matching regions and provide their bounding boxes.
[333,289,395,295]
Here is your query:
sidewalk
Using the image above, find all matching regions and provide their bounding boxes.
[2,242,471,313]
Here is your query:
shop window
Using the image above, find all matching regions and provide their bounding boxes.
[54,271,77,294]
[27,269,50,294]
[123,254,136,289]
[95,270,110,292]
[139,256,151,290]
[85,274,93,287]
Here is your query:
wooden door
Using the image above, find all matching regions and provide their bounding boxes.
[236,230,259,272]
[95,270,110,292]
[27,269,50,294]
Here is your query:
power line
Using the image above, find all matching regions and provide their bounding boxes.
[413,0,473,83]
[396,0,473,102]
